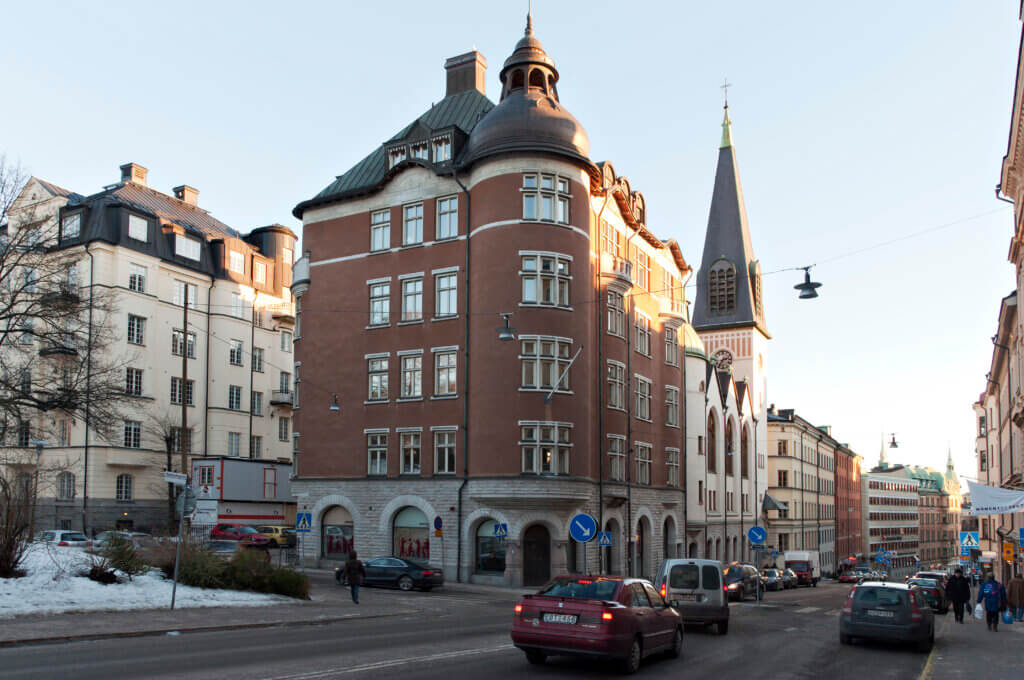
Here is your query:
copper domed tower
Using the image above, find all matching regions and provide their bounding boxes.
[463,15,590,166]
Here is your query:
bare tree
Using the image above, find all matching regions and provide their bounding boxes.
[146,412,192,531]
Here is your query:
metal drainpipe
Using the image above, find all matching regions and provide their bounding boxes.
[623,227,640,577]
[202,280,214,459]
[723,405,728,561]
[800,428,805,549]
[248,293,257,459]
[451,168,470,584]
[82,243,94,534]
[680,268,693,557]
[815,437,821,573]
[594,188,612,573]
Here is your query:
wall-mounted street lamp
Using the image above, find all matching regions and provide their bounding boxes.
[496,313,517,342]
[329,394,340,412]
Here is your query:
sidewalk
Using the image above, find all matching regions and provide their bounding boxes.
[926,610,1024,680]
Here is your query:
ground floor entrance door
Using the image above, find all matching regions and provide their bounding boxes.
[522,524,551,586]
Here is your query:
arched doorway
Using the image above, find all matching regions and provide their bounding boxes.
[688,542,698,558]
[604,519,621,575]
[393,507,429,561]
[715,538,721,561]
[522,524,551,586]
[705,539,712,559]
[322,506,354,560]
[475,519,507,574]
[636,517,651,579]
[663,516,677,560]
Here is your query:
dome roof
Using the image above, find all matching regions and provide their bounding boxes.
[462,17,590,167]
[682,323,707,359]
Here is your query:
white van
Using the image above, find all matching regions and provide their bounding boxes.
[654,558,729,634]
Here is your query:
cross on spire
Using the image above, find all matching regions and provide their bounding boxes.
[721,78,732,108]
[526,0,533,35]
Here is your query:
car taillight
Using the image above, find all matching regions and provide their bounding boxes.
[601,612,613,621]
[909,597,923,622]
[660,584,667,598]
[514,604,523,614]
[422,570,434,576]
[57,541,68,546]
[841,587,856,615]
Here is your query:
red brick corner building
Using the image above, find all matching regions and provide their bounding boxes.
[291,18,708,585]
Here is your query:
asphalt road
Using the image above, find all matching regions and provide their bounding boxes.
[0,580,940,680]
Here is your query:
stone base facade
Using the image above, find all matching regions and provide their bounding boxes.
[33,499,171,536]
[293,477,687,586]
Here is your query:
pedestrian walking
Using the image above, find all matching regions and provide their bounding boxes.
[976,573,1009,631]
[1007,572,1024,622]
[343,550,366,605]
[945,568,972,624]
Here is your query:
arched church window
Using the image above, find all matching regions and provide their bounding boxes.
[510,69,525,90]
[528,69,546,91]
[708,260,736,315]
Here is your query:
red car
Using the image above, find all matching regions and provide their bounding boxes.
[209,523,271,546]
[838,571,860,584]
[511,576,683,674]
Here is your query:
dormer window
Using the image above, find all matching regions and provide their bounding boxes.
[433,137,452,162]
[388,147,407,169]
[176,235,200,261]
[128,215,148,242]
[62,213,81,240]
[411,143,429,160]
[229,251,244,274]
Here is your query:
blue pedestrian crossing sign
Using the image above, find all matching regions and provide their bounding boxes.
[747,526,767,545]
[960,531,979,558]
[570,513,598,543]
[295,513,312,533]
[598,532,613,547]
[493,523,509,539]
[1018,527,1024,545]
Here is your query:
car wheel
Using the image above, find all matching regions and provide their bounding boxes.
[716,620,729,635]
[525,649,546,665]
[621,638,642,674]
[839,633,851,645]
[398,575,414,591]
[667,627,683,658]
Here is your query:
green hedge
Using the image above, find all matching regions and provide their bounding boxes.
[141,544,308,599]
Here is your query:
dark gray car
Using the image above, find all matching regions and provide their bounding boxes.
[839,582,934,652]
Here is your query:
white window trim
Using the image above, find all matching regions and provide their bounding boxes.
[430,425,459,431]
[363,427,390,434]
[431,265,460,275]
[397,348,424,356]
[395,426,424,433]
[398,271,425,280]
[366,276,392,285]
[431,345,460,353]
[365,352,390,359]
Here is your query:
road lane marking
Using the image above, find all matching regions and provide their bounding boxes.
[266,644,515,679]
[795,606,820,614]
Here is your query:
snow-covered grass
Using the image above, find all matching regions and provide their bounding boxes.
[0,544,286,618]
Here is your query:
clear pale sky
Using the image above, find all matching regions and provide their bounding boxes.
[2,1,1018,482]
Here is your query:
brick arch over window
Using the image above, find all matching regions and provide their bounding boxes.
[708,259,736,314]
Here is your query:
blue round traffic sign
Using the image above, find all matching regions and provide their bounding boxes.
[433,515,443,531]
[747,526,767,545]
[570,513,598,543]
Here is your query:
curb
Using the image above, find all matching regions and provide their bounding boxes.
[0,610,418,649]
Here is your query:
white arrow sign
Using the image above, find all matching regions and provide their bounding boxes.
[574,520,592,538]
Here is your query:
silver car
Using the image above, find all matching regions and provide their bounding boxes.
[654,558,730,634]
[35,530,91,547]
[839,582,935,652]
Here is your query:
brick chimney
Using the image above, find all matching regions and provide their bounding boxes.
[173,185,199,206]
[444,50,486,97]
[120,162,148,186]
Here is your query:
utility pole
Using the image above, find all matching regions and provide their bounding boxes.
[180,292,189,479]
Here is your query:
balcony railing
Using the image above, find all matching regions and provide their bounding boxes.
[270,390,293,406]
[267,303,295,324]
[599,253,632,286]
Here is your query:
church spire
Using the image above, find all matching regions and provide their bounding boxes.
[721,105,733,149]
[878,434,888,469]
[946,446,955,475]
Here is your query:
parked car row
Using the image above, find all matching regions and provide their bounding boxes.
[334,557,444,591]
[207,523,296,548]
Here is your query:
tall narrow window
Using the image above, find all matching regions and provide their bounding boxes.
[252,347,263,372]
[634,311,651,356]
[436,197,458,240]
[401,355,422,398]
[608,436,625,481]
[116,474,133,501]
[435,273,457,318]
[434,431,456,474]
[665,327,678,366]
[229,339,244,366]
[370,210,390,252]
[434,351,457,396]
[369,282,390,326]
[231,293,244,318]
[251,391,263,416]
[128,215,148,242]
[228,385,242,410]
[57,472,75,499]
[170,377,194,406]
[635,444,652,485]
[228,432,241,457]
[279,372,291,394]
[433,137,451,162]
[708,260,736,314]
[250,435,262,458]
[403,203,423,245]
[123,421,141,449]
[401,278,423,321]
[367,357,389,401]
[172,329,196,358]
[229,251,244,274]
[520,253,571,307]
[667,448,681,487]
[128,264,146,293]
[665,386,679,427]
[522,173,570,224]
[635,376,652,421]
[62,213,81,239]
[254,262,266,284]
[278,417,289,442]
[607,291,624,337]
[607,361,626,409]
[127,315,145,345]
[125,368,143,396]
[401,432,421,474]
[280,331,292,353]
[368,433,387,475]
[173,281,197,308]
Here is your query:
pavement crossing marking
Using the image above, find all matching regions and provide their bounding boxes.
[795,606,820,614]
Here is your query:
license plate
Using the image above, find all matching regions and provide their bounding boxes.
[542,613,578,625]
[866,609,894,618]
[675,593,697,601]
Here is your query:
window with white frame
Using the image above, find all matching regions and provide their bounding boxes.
[369,281,390,326]
[172,329,196,358]
[128,215,148,242]
[403,203,423,245]
[278,417,289,441]
[252,347,263,372]
[123,421,141,449]
[170,377,194,406]
[173,281,197,308]
[281,331,292,353]
[254,262,266,284]
[231,293,244,319]
[388,147,407,168]
[634,311,651,356]
[401,432,421,474]
[632,247,650,290]
[401,355,422,398]
[62,213,81,239]
[667,448,681,487]
[116,473,133,501]
[251,391,263,416]
[436,197,458,240]
[435,272,457,318]
[368,357,389,401]
[435,430,456,474]
[370,210,390,252]
[128,264,146,293]
[433,136,451,162]
[520,422,571,475]
[665,327,678,365]
[125,368,143,396]
[279,371,291,394]
[521,173,570,223]
[250,435,262,458]
[229,339,244,366]
[57,472,75,499]
[411,142,428,160]
[229,251,244,274]
[608,435,626,481]
[368,433,387,475]
[520,336,572,391]
[520,252,570,307]
[393,279,420,324]
[665,386,679,427]
[635,443,652,485]
[228,385,242,410]
[434,351,456,396]
[228,432,241,457]
[607,290,624,336]
[635,376,652,421]
[176,235,200,260]
[127,315,145,345]
[607,361,626,409]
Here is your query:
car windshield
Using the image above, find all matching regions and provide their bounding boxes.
[763,569,778,577]
[669,564,699,589]
[788,561,810,572]
[537,577,620,601]
[722,567,743,582]
[238,526,259,534]
[63,533,89,541]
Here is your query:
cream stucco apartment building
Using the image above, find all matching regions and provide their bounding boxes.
[4,164,297,533]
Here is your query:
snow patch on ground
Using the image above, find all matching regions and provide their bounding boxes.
[0,545,285,618]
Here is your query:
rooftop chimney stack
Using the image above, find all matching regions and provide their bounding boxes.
[120,162,148,186]
[173,185,199,206]
[444,50,487,97]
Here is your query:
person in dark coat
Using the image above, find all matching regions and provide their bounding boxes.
[945,568,971,623]
[977,573,1008,631]
[343,550,366,604]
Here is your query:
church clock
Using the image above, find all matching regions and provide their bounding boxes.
[714,349,733,371]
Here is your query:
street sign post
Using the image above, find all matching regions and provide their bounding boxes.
[174,487,197,515]
[434,516,443,531]
[570,514,597,543]
[747,526,767,545]
[295,513,312,533]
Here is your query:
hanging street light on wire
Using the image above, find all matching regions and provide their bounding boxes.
[794,266,822,299]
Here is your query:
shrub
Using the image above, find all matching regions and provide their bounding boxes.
[268,567,310,600]
[79,555,119,584]
[177,547,228,589]
[226,549,273,592]
[102,535,147,581]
